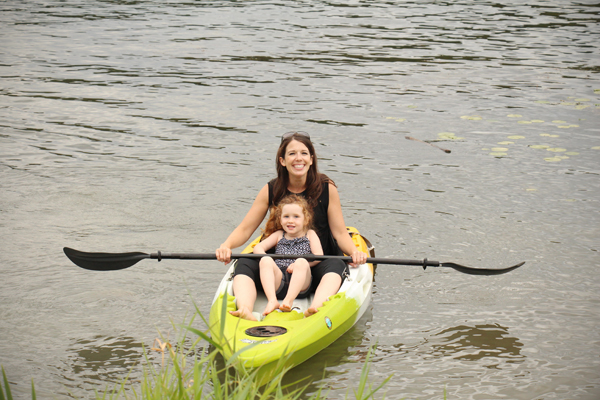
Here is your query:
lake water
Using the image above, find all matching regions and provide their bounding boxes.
[1,1,599,399]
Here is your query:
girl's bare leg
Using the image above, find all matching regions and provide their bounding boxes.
[280,260,311,312]
[260,258,282,316]
[304,273,342,317]
[230,274,258,321]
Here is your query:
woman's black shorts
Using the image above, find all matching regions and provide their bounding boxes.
[233,257,348,293]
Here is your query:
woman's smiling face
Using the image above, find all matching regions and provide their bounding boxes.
[279,139,313,178]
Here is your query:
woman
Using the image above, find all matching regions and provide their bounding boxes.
[215,131,368,320]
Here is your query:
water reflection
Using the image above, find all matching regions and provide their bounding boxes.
[281,309,373,393]
[430,323,524,367]
[62,335,143,384]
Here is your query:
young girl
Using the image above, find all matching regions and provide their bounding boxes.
[253,194,324,317]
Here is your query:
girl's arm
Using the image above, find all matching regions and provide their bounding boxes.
[307,229,323,267]
[253,230,282,254]
[327,182,368,267]
[216,184,270,263]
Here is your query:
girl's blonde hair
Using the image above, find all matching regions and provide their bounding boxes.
[262,194,314,239]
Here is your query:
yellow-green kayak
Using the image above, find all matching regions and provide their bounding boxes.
[208,227,374,382]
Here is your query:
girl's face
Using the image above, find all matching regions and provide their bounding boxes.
[279,140,313,179]
[280,203,306,237]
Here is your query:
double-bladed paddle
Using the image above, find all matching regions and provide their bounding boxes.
[63,247,524,276]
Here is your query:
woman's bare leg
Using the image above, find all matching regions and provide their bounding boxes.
[304,272,341,317]
[230,274,258,321]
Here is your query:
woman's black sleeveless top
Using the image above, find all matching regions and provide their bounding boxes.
[268,180,339,256]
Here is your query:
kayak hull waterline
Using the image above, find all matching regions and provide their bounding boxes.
[208,227,374,381]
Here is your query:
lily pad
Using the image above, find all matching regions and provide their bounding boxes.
[489,152,508,157]
[518,120,533,124]
[437,132,464,140]
[526,188,537,191]
[508,135,525,139]
[492,147,509,152]
[507,114,523,118]
[461,115,483,120]
[552,120,567,124]
[530,145,550,149]
[592,146,600,150]
[544,157,562,162]
[547,148,567,152]
[497,141,514,145]
[531,120,544,123]
[565,152,579,156]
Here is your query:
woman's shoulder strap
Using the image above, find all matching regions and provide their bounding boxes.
[322,179,329,194]
[268,179,275,206]
[318,177,331,207]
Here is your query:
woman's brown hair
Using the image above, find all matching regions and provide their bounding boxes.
[271,132,334,209]
[263,194,314,239]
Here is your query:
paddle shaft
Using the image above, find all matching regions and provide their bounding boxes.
[150,252,440,267]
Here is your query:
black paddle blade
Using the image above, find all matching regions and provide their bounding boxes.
[63,247,150,271]
[441,261,525,276]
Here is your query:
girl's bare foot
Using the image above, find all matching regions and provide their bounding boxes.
[279,301,293,312]
[229,307,257,321]
[303,306,318,318]
[262,300,280,316]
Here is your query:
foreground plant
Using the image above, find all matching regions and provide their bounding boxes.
[1,366,36,400]
[100,300,391,400]
[99,317,311,399]
[0,308,390,400]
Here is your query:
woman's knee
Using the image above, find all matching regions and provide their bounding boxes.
[232,274,257,296]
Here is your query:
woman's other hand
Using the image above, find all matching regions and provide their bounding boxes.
[349,250,368,268]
